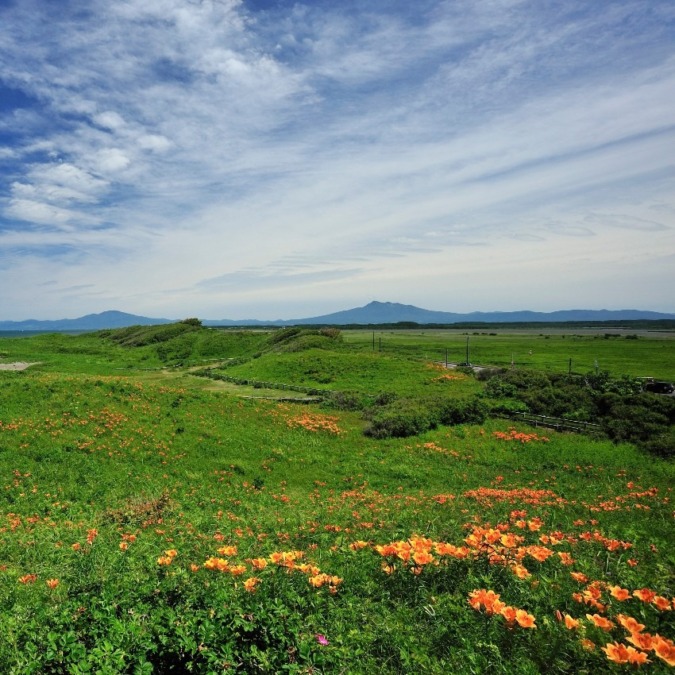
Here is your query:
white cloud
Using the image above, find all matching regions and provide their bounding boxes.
[6,199,81,228]
[0,0,673,318]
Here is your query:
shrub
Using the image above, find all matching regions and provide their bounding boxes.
[434,398,488,426]
[364,399,437,439]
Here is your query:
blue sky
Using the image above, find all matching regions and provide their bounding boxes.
[1,0,674,320]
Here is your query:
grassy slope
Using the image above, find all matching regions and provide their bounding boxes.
[0,326,673,673]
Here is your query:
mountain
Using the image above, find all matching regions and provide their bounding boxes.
[2,303,674,331]
[0,310,172,331]
[280,301,675,325]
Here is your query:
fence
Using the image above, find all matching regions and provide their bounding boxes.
[496,411,602,434]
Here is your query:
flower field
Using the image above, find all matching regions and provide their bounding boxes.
[0,328,673,673]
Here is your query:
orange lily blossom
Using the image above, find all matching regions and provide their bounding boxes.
[633,588,656,603]
[653,636,675,667]
[515,609,536,629]
[616,614,645,633]
[564,614,580,630]
[603,642,649,665]
[609,585,631,601]
[586,614,615,631]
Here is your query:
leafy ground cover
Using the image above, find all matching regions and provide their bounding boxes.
[0,326,673,673]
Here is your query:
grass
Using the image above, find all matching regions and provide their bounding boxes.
[0,325,673,673]
[344,329,675,380]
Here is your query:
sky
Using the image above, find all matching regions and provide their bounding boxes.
[0,0,674,321]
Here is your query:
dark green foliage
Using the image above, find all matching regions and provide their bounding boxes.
[364,398,436,438]
[482,368,674,454]
[364,395,487,439]
[103,322,202,347]
[434,398,488,426]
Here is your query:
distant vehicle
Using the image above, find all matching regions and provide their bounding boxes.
[643,380,675,395]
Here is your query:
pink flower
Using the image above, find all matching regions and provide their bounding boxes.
[315,634,329,646]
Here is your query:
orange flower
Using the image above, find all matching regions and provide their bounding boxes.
[18,574,37,584]
[228,565,247,576]
[526,546,553,562]
[45,578,59,589]
[119,542,129,551]
[586,614,615,631]
[501,606,517,625]
[653,636,675,667]
[564,614,580,630]
[580,638,596,651]
[570,572,589,584]
[557,551,574,566]
[609,586,631,601]
[515,609,536,629]
[602,642,630,664]
[500,533,520,548]
[527,518,543,532]
[653,595,672,611]
[243,577,261,593]
[217,545,237,557]
[204,557,229,571]
[412,551,434,566]
[349,540,369,551]
[627,633,653,651]
[511,564,531,579]
[616,614,645,634]
[250,558,268,570]
[468,589,505,616]
[71,542,81,551]
[633,588,656,603]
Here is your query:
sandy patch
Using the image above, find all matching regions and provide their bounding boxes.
[0,362,40,371]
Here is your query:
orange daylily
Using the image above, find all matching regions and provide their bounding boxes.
[653,636,675,667]
[587,614,615,631]
[609,586,631,601]
[515,609,536,629]
[603,642,649,665]
[616,614,645,633]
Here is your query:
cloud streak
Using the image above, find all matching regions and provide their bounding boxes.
[0,0,673,319]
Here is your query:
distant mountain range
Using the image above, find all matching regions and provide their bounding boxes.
[0,310,173,331]
[1,302,674,331]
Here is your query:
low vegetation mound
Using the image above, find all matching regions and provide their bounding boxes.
[482,368,675,457]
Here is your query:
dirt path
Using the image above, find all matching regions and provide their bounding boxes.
[0,362,40,371]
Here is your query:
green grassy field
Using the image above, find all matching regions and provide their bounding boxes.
[343,329,675,381]
[0,326,673,673]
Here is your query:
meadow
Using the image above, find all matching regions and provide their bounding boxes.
[0,324,673,673]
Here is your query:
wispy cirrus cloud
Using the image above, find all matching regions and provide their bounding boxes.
[0,0,673,319]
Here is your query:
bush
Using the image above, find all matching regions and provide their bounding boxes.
[474,367,504,382]
[434,398,488,426]
[364,399,437,439]
[326,391,364,411]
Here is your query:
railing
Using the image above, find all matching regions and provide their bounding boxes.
[496,411,602,434]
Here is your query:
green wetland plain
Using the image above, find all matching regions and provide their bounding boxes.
[0,322,673,673]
